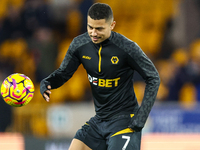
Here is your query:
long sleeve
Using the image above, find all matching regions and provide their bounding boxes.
[40,39,81,95]
[127,42,160,131]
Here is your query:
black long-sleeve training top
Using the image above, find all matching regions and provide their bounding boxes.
[40,31,160,127]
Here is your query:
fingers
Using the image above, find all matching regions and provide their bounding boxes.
[47,85,51,90]
[128,127,135,132]
[43,85,52,102]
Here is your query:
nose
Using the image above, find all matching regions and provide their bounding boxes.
[91,29,97,37]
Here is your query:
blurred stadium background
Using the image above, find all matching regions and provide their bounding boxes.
[0,0,200,149]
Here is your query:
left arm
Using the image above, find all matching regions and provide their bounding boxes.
[127,42,160,131]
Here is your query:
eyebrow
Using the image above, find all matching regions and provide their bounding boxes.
[87,24,104,30]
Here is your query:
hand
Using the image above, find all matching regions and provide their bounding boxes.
[43,85,51,102]
[128,124,143,132]
[128,118,143,132]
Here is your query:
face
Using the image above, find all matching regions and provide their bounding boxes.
[87,16,116,44]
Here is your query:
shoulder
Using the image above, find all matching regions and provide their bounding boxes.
[71,32,91,48]
[68,32,91,53]
[111,32,141,54]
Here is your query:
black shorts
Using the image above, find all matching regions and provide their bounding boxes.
[74,114,142,150]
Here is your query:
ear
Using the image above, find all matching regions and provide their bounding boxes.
[110,21,116,30]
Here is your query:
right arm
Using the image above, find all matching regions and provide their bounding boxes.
[40,39,81,101]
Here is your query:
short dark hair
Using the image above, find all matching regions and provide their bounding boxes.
[87,3,113,22]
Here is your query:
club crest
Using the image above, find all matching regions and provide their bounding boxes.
[111,56,119,64]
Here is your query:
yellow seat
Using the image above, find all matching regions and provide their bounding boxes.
[179,83,197,108]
